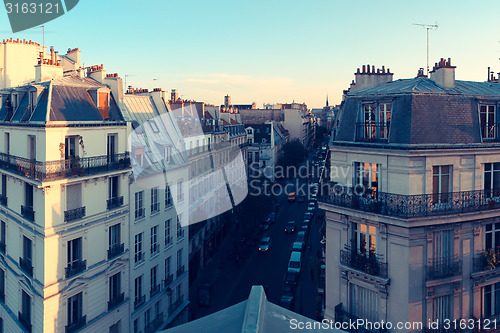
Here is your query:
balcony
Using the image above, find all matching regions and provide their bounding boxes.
[163,274,173,287]
[19,257,33,276]
[134,295,145,310]
[106,196,123,210]
[145,314,164,333]
[18,311,31,333]
[65,260,87,278]
[177,265,185,278]
[427,255,462,280]
[473,249,500,272]
[107,243,124,259]
[168,295,184,315]
[150,284,160,297]
[65,315,86,333]
[356,122,390,143]
[21,205,34,222]
[0,194,7,207]
[320,185,500,219]
[107,292,124,311]
[135,207,145,220]
[334,303,386,333]
[340,246,388,278]
[64,207,86,222]
[0,152,130,181]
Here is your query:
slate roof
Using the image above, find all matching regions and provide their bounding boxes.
[336,77,500,145]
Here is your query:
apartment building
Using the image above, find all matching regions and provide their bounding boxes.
[320,60,500,332]
[0,62,131,332]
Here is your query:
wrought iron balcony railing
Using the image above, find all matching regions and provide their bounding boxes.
[18,311,31,333]
[145,314,164,333]
[320,185,500,218]
[427,255,462,280]
[107,243,124,260]
[65,260,87,278]
[0,152,130,181]
[356,122,390,143]
[107,196,124,210]
[21,205,34,222]
[168,295,184,315]
[64,207,86,222]
[150,284,160,297]
[176,265,185,278]
[65,315,86,333]
[107,292,124,311]
[340,246,388,278]
[134,295,145,309]
[163,274,173,287]
[0,194,7,207]
[19,257,33,276]
[473,249,500,272]
[334,303,386,333]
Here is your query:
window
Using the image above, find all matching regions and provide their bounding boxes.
[354,162,379,196]
[0,221,5,251]
[177,248,183,272]
[165,256,171,280]
[4,133,9,155]
[65,137,77,159]
[149,120,159,133]
[485,223,500,254]
[483,282,500,318]
[24,182,33,209]
[349,284,378,322]
[0,269,4,302]
[66,183,82,211]
[133,319,139,333]
[134,233,144,264]
[135,191,144,220]
[151,266,158,293]
[155,301,160,319]
[134,148,144,167]
[151,225,159,255]
[1,174,6,205]
[135,275,143,301]
[67,237,82,268]
[359,103,391,141]
[109,176,119,199]
[433,294,451,322]
[165,219,172,247]
[145,308,151,328]
[28,135,36,160]
[98,92,109,119]
[165,185,172,208]
[68,292,83,326]
[21,290,31,325]
[379,103,391,139]
[481,105,496,139]
[177,180,184,202]
[151,187,159,213]
[352,222,377,256]
[177,214,184,240]
[109,272,121,301]
[22,236,32,272]
[107,134,117,157]
[432,166,452,204]
[485,163,500,198]
[109,224,121,250]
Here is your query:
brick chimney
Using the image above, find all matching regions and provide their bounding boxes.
[430,58,455,89]
[350,64,393,92]
[87,64,106,83]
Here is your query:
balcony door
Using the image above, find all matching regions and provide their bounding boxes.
[107,134,117,162]
[66,184,82,211]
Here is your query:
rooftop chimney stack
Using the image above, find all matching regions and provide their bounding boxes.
[429,58,456,89]
[350,64,394,92]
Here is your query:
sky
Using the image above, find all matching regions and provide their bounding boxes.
[0,0,499,108]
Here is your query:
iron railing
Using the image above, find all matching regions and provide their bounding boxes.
[65,260,87,278]
[64,207,86,222]
[65,315,86,333]
[177,265,185,278]
[163,274,173,287]
[340,246,388,278]
[107,243,124,260]
[334,303,386,333]
[18,311,31,333]
[356,122,390,142]
[0,152,130,181]
[427,255,462,280]
[168,295,184,315]
[107,292,124,311]
[107,196,124,210]
[19,257,33,276]
[134,295,145,309]
[473,249,500,272]
[21,205,34,222]
[150,284,160,297]
[145,314,164,333]
[320,186,500,218]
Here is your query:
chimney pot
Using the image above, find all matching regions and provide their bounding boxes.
[362,65,366,73]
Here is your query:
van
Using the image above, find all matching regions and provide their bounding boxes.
[287,251,302,275]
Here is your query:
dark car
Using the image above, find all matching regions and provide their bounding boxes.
[268,212,276,223]
[285,270,299,288]
[296,231,306,243]
[285,221,296,233]
[279,289,295,310]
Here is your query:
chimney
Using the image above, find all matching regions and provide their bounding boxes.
[88,64,107,83]
[429,58,456,89]
[350,64,394,92]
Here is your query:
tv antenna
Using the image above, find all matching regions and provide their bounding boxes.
[32,25,45,48]
[125,74,135,91]
[413,23,438,74]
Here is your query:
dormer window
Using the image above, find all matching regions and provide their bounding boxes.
[98,92,109,119]
[149,120,159,133]
[134,148,144,167]
[29,91,36,110]
[357,103,391,142]
[480,105,496,140]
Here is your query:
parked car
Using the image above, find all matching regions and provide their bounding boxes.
[302,219,311,228]
[304,212,313,220]
[260,219,270,231]
[279,290,295,310]
[291,241,304,253]
[307,203,315,212]
[296,231,306,243]
[258,237,271,252]
[300,225,308,237]
[311,193,318,201]
[268,212,276,223]
[285,221,296,233]
[284,270,299,288]
[287,251,302,275]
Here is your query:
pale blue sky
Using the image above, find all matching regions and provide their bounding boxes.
[1,0,499,107]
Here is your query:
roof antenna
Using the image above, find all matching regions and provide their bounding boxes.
[412,23,438,75]
[32,25,45,49]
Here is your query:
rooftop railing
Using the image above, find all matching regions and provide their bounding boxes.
[0,152,130,182]
[320,185,500,218]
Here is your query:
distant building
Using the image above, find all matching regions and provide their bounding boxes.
[320,59,500,332]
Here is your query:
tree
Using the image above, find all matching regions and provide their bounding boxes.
[277,139,306,170]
